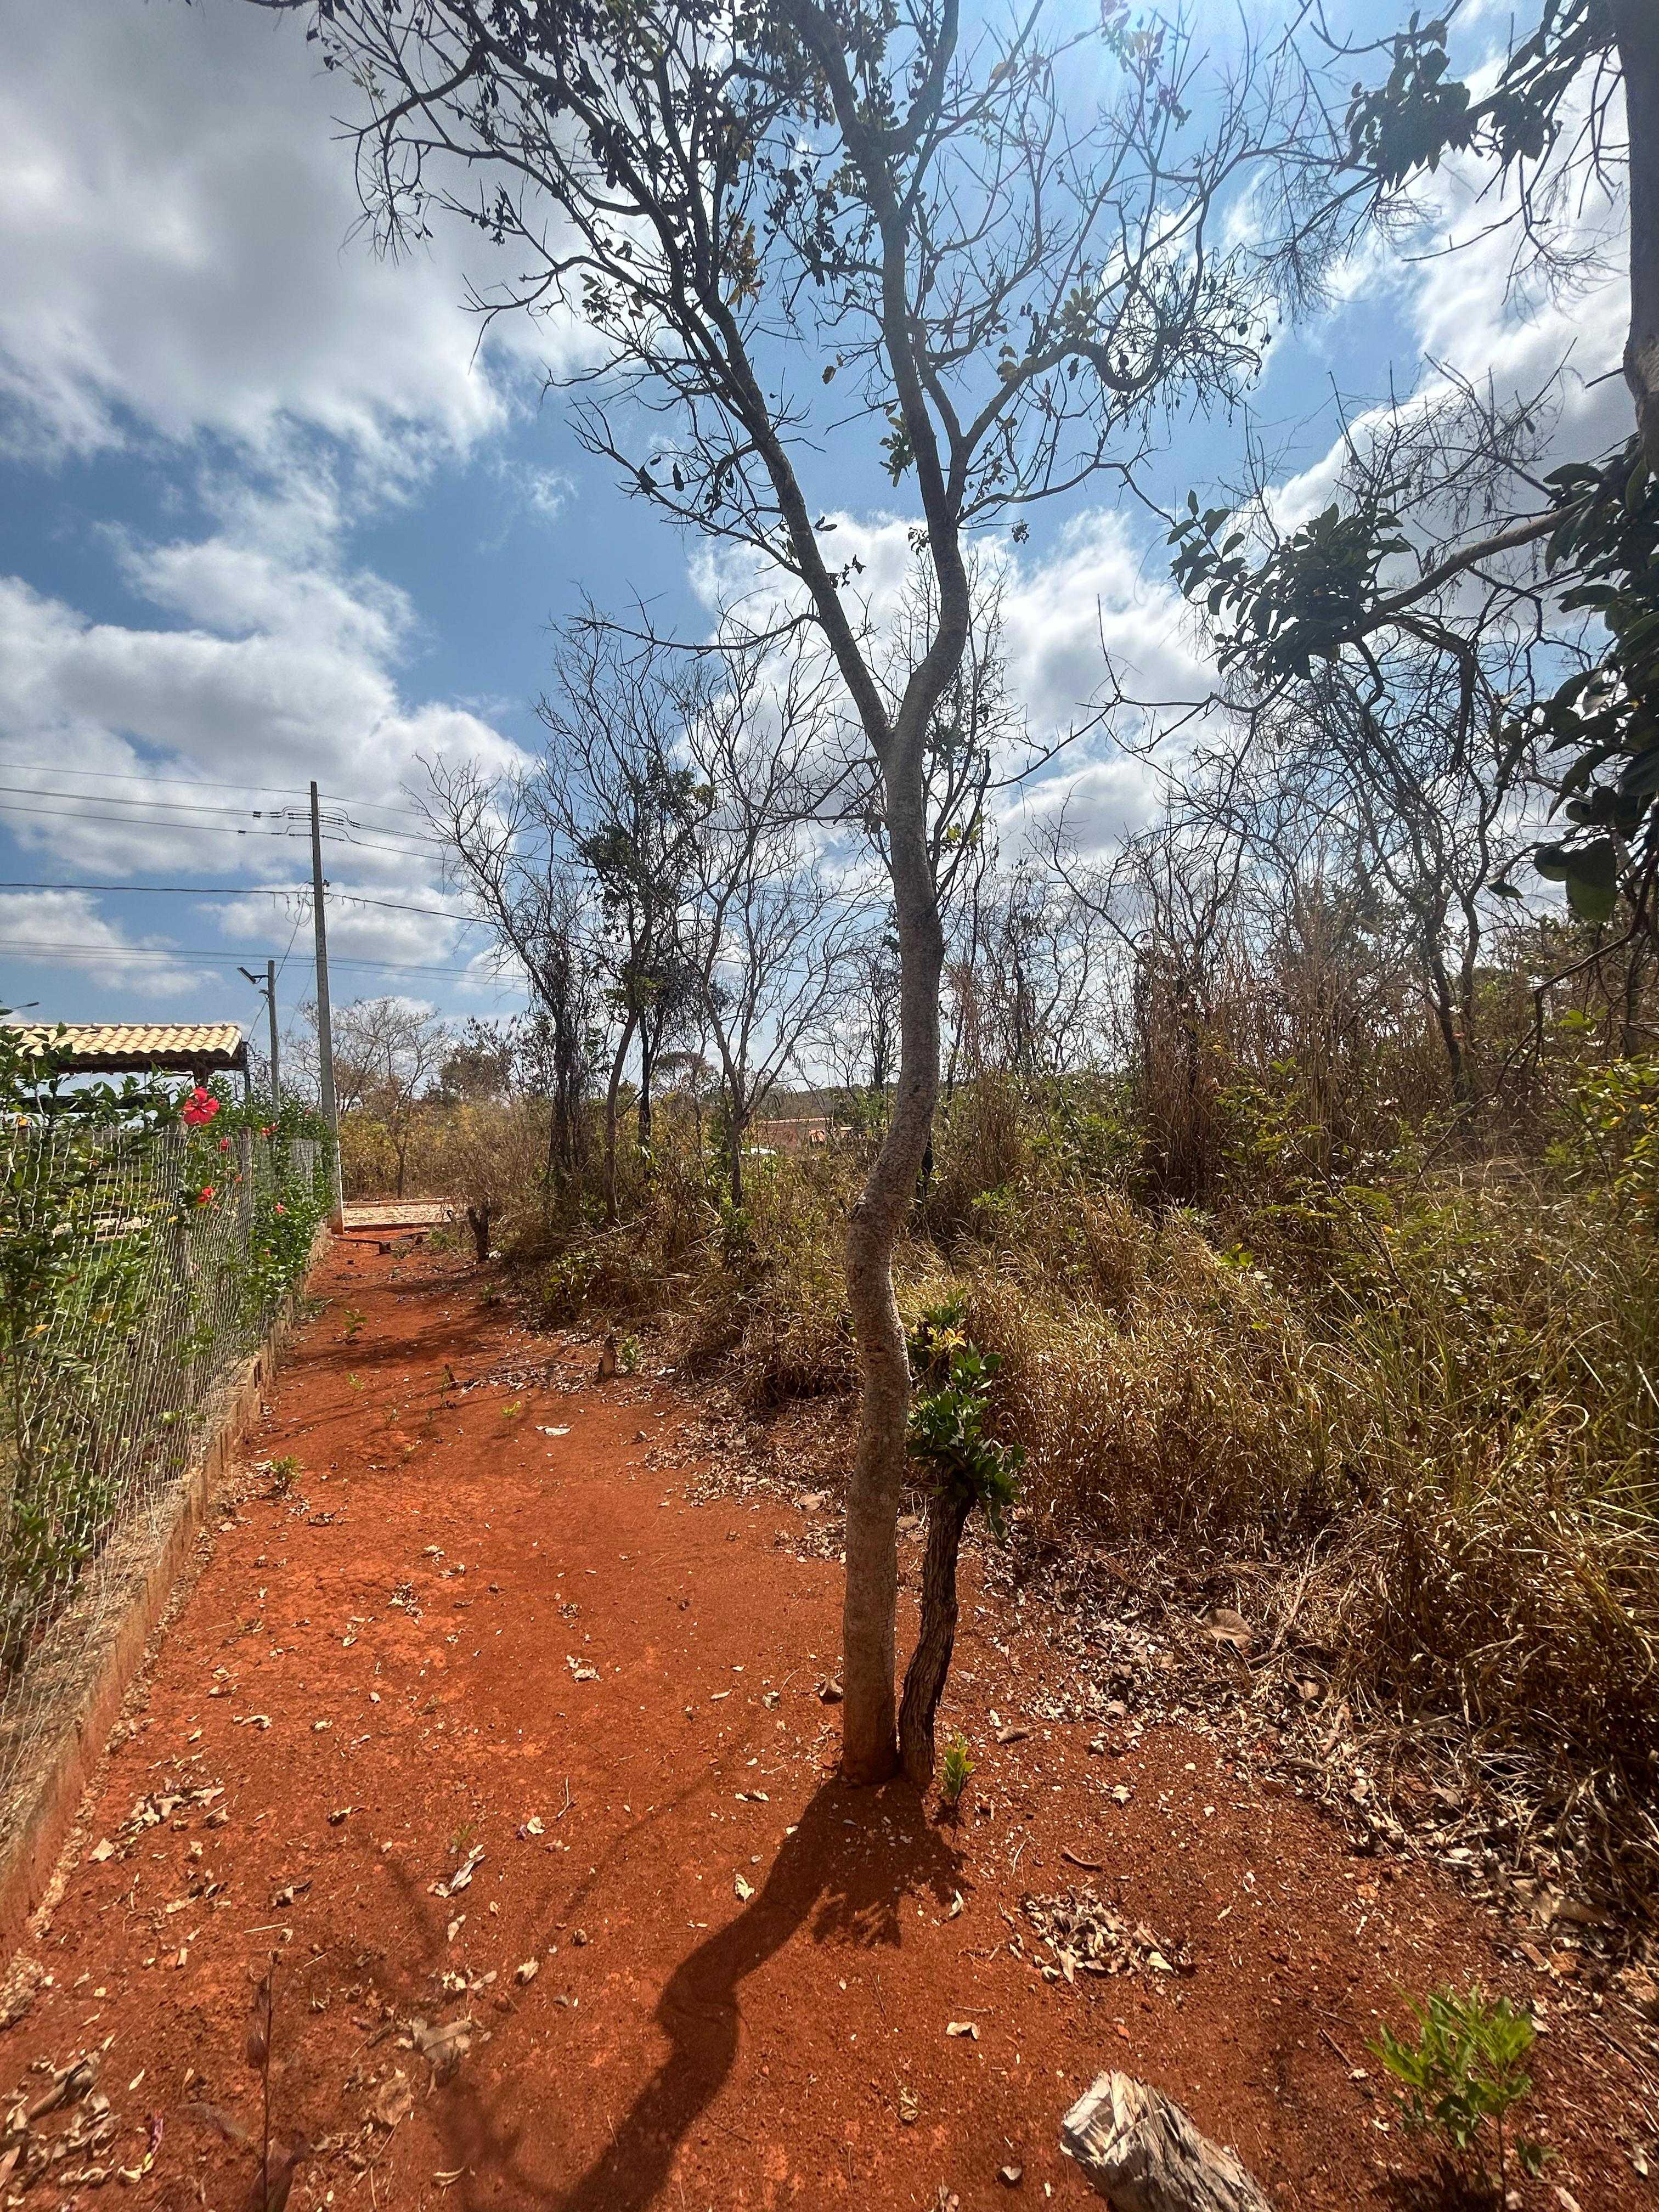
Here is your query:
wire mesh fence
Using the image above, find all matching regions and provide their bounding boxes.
[0,1119,329,1852]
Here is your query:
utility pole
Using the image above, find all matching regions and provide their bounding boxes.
[266,956,279,1108]
[238,960,281,1108]
[310,781,345,1229]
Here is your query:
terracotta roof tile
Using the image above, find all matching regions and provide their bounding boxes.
[10,1022,247,1070]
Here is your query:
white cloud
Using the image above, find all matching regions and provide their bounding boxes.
[0,0,580,464]
[1000,511,1212,742]
[0,490,529,884]
[687,504,1192,864]
[1277,43,1631,536]
[0,889,206,998]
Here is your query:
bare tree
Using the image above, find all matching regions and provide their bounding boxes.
[430,628,704,1221]
[1170,9,1659,935]
[680,652,850,1210]
[255,0,1330,1784]
[960,861,1109,1083]
[328,996,450,1199]
[816,928,901,1119]
[1167,375,1564,1103]
[420,770,600,1193]
[540,625,705,1213]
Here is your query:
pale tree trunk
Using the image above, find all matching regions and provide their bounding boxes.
[637,1022,654,1151]
[1615,1,1659,468]
[727,1100,747,1212]
[840,759,945,1782]
[602,1011,637,1226]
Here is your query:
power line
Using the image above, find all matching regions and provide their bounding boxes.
[0,939,503,981]
[0,758,332,802]
[0,882,484,924]
[0,882,302,895]
[0,799,443,860]
[273,898,307,987]
[0,782,284,821]
[0,758,439,830]
[329,829,449,857]
[0,792,441,850]
[0,800,300,838]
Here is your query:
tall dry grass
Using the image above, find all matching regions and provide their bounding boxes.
[396,1059,1658,1899]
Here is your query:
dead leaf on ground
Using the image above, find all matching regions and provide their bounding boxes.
[1022,1886,1192,1985]
[410,2016,473,2085]
[945,2020,978,2039]
[438,1846,484,1897]
[373,2071,413,2129]
[244,2132,308,2212]
[1203,1605,1254,1657]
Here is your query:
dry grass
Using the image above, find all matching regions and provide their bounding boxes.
[400,1070,1659,1908]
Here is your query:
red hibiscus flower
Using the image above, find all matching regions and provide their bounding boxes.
[196,1184,217,1206]
[181,1086,221,1127]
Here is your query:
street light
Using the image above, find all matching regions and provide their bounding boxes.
[238,961,279,1107]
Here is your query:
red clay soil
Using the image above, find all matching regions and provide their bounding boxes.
[3,1240,1651,2211]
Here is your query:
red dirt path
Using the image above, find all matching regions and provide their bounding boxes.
[4,1241,1648,2210]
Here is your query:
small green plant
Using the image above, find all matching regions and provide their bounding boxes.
[939,1735,973,1805]
[267,1455,301,1497]
[619,1334,641,1374]
[906,1301,1023,1537]
[1374,1985,1546,2200]
[340,1306,366,1342]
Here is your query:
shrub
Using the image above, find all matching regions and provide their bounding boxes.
[442,1058,1659,1907]
[1375,1985,1545,2199]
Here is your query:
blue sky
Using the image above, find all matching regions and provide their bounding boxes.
[0,0,1631,1075]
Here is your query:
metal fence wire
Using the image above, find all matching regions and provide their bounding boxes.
[0,1121,326,1847]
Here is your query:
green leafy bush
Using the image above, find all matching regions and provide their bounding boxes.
[906,1300,1023,1538]
[0,1027,331,1661]
[1375,1985,1546,2198]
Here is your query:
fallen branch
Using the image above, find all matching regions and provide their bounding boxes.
[1060,2073,1274,2211]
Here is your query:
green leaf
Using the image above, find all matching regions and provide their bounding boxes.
[1566,873,1618,924]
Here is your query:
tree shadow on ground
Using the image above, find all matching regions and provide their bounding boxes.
[1381,2153,1503,2212]
[435,1775,966,2212]
[551,1775,964,2210]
